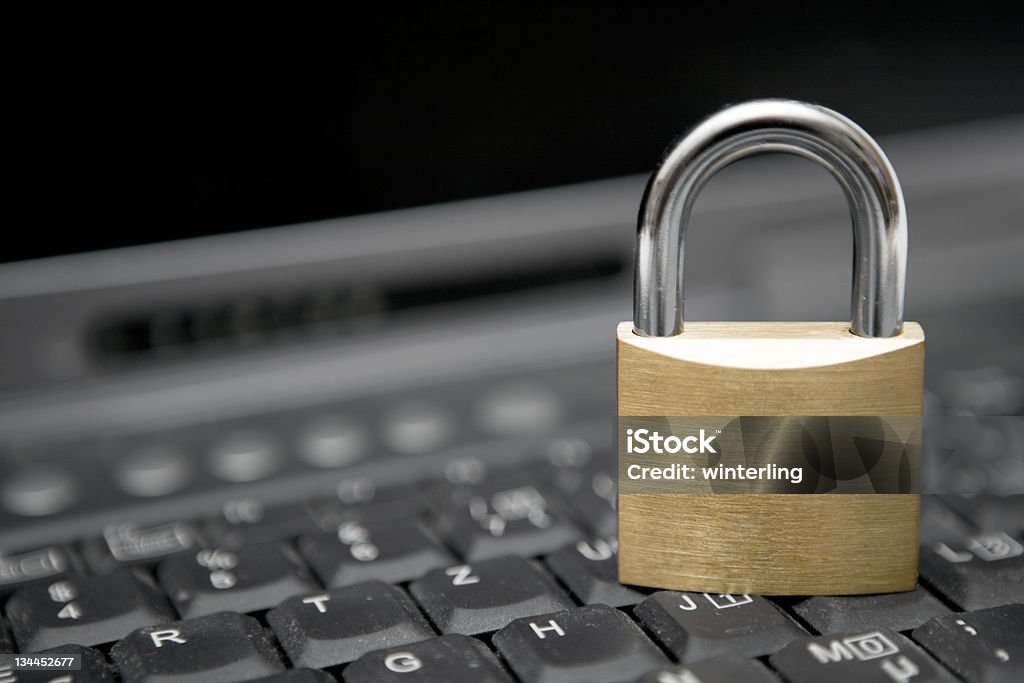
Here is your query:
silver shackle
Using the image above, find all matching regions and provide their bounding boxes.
[634,99,907,338]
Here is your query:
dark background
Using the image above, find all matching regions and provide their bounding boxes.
[8,5,1024,262]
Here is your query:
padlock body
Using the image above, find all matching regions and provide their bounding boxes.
[616,321,925,595]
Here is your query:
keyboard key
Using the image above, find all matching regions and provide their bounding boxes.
[309,481,430,524]
[251,670,335,683]
[344,634,515,682]
[408,556,573,635]
[544,538,647,607]
[114,444,191,498]
[771,629,957,682]
[493,604,668,683]
[267,581,434,669]
[794,586,952,634]
[540,450,618,538]
[435,474,582,561]
[0,546,75,595]
[16,644,116,682]
[299,414,369,468]
[941,494,1024,534]
[920,530,1024,609]
[912,604,1024,683]
[633,656,780,683]
[208,430,283,483]
[111,611,285,683]
[5,569,175,652]
[381,401,455,454]
[157,543,318,618]
[204,498,319,546]
[919,495,975,545]
[1,466,78,517]
[298,518,453,588]
[83,521,201,571]
[311,482,428,524]
[476,381,563,436]
[634,591,805,663]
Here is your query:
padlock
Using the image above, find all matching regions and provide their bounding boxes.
[617,100,924,595]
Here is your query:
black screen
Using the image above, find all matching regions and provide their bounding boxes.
[7,5,1024,262]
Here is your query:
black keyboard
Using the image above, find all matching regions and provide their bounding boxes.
[1,362,1022,682]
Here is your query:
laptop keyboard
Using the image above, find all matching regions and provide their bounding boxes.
[1,364,1022,682]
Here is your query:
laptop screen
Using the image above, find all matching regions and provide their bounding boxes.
[7,8,1023,263]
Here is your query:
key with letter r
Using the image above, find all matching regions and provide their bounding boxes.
[111,612,285,683]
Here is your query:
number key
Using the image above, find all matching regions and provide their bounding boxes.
[157,542,318,618]
[298,518,453,588]
[635,656,781,683]
[4,569,175,652]
[912,604,1023,683]
[435,476,582,562]
[111,612,285,683]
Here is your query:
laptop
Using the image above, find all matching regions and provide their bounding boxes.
[0,114,1021,681]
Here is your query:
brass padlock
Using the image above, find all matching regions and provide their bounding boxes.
[617,100,924,595]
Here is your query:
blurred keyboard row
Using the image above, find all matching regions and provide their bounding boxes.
[1,362,1021,530]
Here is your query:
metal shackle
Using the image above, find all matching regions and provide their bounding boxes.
[633,99,907,338]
